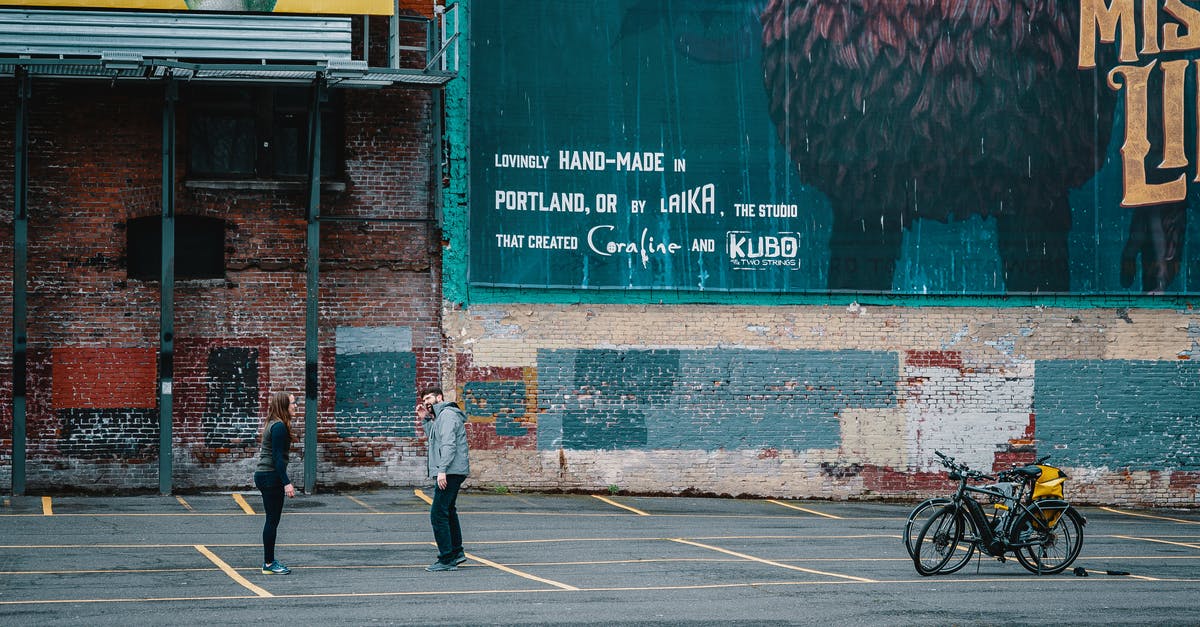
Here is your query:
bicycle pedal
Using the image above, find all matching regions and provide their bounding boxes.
[995,556,1006,563]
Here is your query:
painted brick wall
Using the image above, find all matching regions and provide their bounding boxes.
[0,27,441,492]
[441,304,1200,506]
[428,0,1200,508]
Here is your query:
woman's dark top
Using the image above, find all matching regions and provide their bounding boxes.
[254,420,291,487]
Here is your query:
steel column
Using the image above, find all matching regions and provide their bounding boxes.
[159,80,177,495]
[12,68,30,496]
[303,80,325,494]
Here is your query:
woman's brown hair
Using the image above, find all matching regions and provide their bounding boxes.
[264,391,294,443]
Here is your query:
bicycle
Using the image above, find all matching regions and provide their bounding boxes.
[911,450,1086,576]
[903,495,976,574]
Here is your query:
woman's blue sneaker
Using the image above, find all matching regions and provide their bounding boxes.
[262,561,291,575]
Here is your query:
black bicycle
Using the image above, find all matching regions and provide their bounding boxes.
[911,451,1085,576]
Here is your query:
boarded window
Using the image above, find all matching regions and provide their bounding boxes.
[126,215,226,281]
[187,86,343,179]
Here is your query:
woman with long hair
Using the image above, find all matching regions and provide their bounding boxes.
[254,391,296,574]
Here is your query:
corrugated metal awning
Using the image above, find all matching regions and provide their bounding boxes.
[0,8,454,87]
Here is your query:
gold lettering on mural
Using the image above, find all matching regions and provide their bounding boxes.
[1079,0,1137,68]
[1159,59,1188,170]
[1079,0,1200,206]
[1143,0,1161,55]
[1163,0,1200,51]
[1108,61,1187,206]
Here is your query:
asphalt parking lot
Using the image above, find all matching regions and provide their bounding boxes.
[1,490,1198,625]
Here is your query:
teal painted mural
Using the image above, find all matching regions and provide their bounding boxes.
[334,327,417,439]
[1034,360,1200,471]
[467,0,1200,296]
[535,348,898,451]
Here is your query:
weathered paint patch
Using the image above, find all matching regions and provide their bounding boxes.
[58,408,157,458]
[1035,360,1200,470]
[51,347,157,409]
[334,327,417,438]
[462,380,531,437]
[202,347,260,446]
[906,350,964,370]
[536,348,897,451]
[906,361,1035,473]
[336,326,412,354]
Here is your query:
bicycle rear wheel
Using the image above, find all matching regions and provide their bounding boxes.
[1011,506,1084,575]
[912,505,963,576]
[904,497,950,558]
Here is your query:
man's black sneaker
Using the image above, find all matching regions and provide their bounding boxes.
[452,554,468,566]
[425,561,458,572]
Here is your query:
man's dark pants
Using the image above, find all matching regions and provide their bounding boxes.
[431,474,466,564]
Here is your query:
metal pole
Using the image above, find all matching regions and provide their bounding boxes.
[362,14,370,63]
[12,68,30,496]
[389,0,399,68]
[159,79,177,496]
[303,80,325,494]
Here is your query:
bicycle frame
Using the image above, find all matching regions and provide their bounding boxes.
[948,477,1015,556]
[946,470,1074,557]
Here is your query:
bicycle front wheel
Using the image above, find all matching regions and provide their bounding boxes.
[912,505,963,576]
[1011,506,1084,575]
[904,497,950,558]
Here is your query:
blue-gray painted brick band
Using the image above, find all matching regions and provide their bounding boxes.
[1035,360,1200,471]
[334,351,417,438]
[537,348,898,451]
[336,326,413,355]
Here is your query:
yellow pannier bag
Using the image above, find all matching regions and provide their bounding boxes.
[1031,465,1068,527]
[1033,464,1067,500]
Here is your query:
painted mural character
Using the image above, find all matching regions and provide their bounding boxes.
[416,387,471,572]
[759,0,1181,293]
[253,391,297,575]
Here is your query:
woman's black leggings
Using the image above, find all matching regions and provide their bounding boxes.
[255,473,285,564]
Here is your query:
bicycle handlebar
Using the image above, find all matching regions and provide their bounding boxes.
[933,450,1053,485]
[932,450,993,481]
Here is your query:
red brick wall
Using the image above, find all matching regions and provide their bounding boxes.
[0,74,441,492]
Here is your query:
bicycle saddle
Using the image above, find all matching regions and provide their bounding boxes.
[1015,465,1043,478]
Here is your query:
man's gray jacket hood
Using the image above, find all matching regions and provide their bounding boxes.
[427,401,470,478]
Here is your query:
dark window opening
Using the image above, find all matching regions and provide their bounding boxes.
[187,86,343,180]
[127,215,226,281]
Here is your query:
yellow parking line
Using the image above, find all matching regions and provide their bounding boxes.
[231,493,256,515]
[413,491,577,590]
[766,500,843,519]
[670,538,876,583]
[346,495,376,511]
[194,545,272,597]
[41,497,52,516]
[591,495,650,516]
[1101,507,1200,525]
[1112,534,1200,551]
[176,496,194,511]
[462,550,579,591]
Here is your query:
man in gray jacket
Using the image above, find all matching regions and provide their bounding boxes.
[417,387,470,571]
